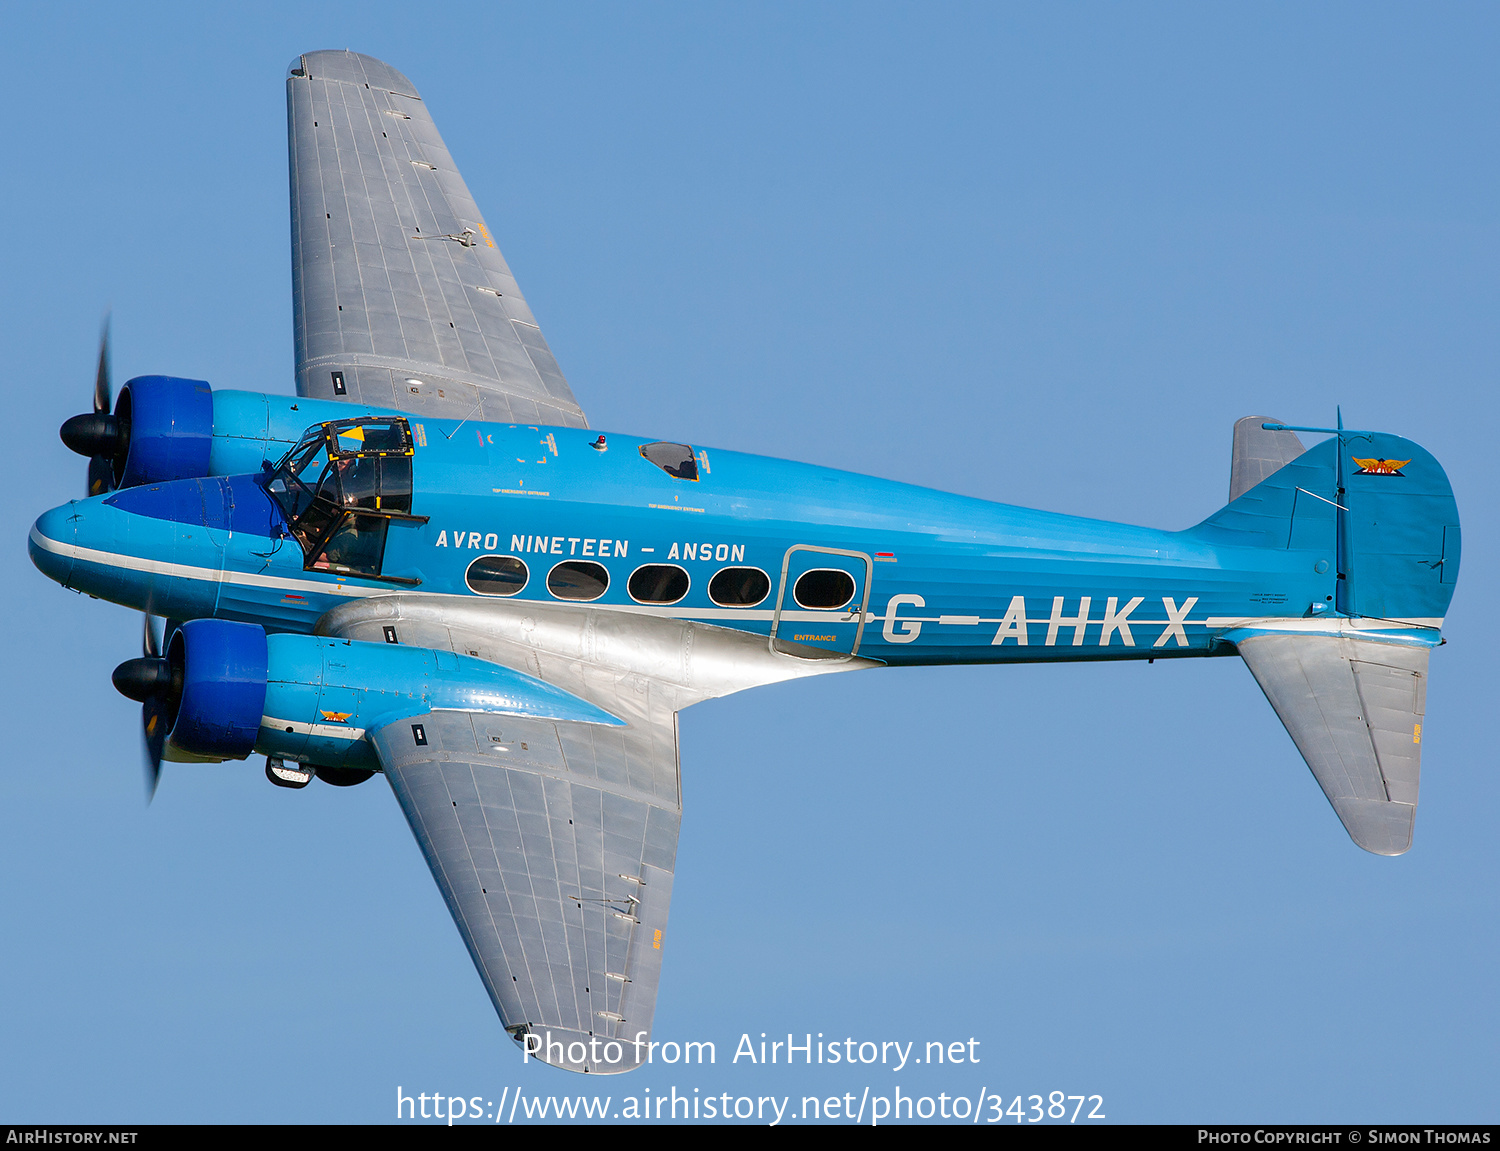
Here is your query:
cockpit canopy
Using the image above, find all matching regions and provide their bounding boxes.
[265,417,424,580]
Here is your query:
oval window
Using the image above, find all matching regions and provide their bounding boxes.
[628,564,690,605]
[547,560,609,601]
[708,567,771,608]
[466,555,528,596]
[793,569,856,610]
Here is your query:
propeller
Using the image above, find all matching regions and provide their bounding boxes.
[60,315,126,497]
[111,614,181,801]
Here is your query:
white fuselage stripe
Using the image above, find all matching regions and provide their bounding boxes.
[32,525,383,600]
[29,526,1443,635]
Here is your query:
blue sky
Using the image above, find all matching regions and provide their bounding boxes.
[2,2,1496,1124]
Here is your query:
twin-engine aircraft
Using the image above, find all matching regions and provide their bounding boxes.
[30,51,1460,1075]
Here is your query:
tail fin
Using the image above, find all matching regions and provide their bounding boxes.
[1194,422,1459,624]
[1194,419,1459,855]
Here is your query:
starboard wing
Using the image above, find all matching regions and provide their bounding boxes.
[371,706,679,1074]
[286,51,588,428]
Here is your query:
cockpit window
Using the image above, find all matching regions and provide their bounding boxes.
[265,417,425,580]
[639,441,699,481]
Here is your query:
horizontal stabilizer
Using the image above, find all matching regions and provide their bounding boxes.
[1238,633,1428,856]
[1229,416,1306,502]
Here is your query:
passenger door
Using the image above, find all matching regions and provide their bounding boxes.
[769,544,873,660]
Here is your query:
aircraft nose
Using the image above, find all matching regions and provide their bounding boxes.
[29,503,79,588]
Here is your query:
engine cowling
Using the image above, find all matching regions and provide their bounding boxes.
[114,621,620,775]
[61,376,214,490]
[115,376,215,487]
[164,619,269,760]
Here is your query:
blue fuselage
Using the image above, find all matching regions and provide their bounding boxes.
[30,399,1351,666]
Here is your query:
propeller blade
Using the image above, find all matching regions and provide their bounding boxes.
[94,313,112,415]
[114,621,180,805]
[141,696,166,802]
[87,455,113,498]
[64,313,122,497]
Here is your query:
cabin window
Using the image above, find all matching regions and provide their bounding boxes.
[547,560,609,601]
[639,442,698,481]
[628,564,690,605]
[708,567,770,607]
[466,555,529,596]
[793,569,856,610]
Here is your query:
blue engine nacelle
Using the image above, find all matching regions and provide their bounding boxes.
[130,620,620,772]
[61,375,214,491]
[63,376,430,492]
[115,376,215,487]
[161,619,269,761]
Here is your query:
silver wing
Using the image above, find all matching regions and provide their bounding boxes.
[286,50,588,427]
[319,594,876,1071]
[372,709,677,1074]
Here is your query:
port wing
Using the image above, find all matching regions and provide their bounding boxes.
[371,705,678,1074]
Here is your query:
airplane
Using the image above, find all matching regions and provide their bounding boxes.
[29,50,1460,1075]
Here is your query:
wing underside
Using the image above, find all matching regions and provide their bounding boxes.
[320,594,877,1072]
[287,50,587,427]
[372,707,679,1074]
